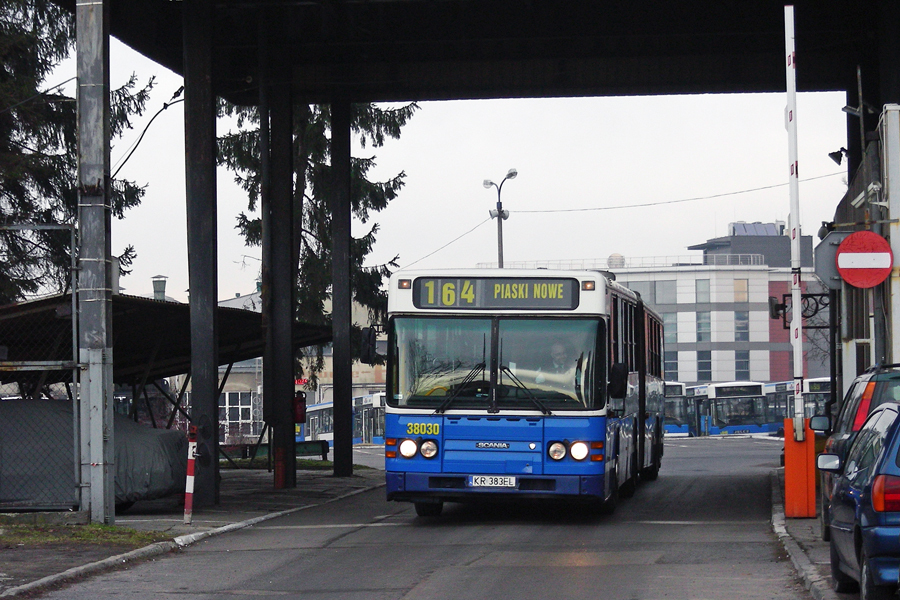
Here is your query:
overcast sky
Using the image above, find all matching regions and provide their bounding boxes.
[57,39,850,302]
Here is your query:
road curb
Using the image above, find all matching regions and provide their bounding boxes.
[770,469,839,600]
[0,479,385,598]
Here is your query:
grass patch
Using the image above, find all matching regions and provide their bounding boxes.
[0,523,172,548]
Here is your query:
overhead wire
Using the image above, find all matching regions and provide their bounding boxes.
[516,171,843,213]
[112,86,184,178]
[401,171,846,267]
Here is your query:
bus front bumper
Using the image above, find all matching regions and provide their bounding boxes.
[386,471,605,502]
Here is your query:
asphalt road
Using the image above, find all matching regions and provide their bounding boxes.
[40,436,809,600]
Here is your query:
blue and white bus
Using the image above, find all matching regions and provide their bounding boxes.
[803,377,832,417]
[383,269,665,516]
[764,377,833,421]
[663,381,697,436]
[299,392,386,446]
[706,381,777,435]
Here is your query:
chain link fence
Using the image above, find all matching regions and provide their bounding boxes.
[0,224,79,509]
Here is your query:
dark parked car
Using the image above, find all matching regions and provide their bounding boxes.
[817,403,900,599]
[813,366,900,541]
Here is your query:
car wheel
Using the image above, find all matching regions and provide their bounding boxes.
[819,492,831,542]
[830,538,858,593]
[414,501,443,517]
[860,548,895,600]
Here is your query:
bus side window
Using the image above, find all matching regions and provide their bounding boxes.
[610,295,619,367]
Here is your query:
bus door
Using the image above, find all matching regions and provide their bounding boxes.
[309,414,319,440]
[687,397,699,437]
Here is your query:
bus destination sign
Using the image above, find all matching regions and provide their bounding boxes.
[412,277,579,310]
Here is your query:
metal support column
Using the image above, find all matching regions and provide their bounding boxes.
[183,0,219,506]
[76,0,115,524]
[331,100,353,477]
[271,71,296,487]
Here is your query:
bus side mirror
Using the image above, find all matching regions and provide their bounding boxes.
[359,327,378,365]
[608,362,627,399]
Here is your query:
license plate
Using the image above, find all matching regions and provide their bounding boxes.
[467,475,517,488]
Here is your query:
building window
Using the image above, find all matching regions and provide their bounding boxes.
[734,310,749,342]
[696,311,711,342]
[697,351,712,382]
[663,313,677,344]
[734,279,749,302]
[220,391,261,443]
[664,351,678,381]
[735,350,750,380]
[627,281,654,304]
[656,280,677,304]
[696,279,710,303]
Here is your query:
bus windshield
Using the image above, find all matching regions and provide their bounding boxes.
[711,395,767,427]
[390,316,600,411]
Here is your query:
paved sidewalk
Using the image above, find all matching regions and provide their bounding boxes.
[0,466,386,598]
[771,468,856,600]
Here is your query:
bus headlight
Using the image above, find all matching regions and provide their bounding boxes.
[548,442,566,461]
[399,439,419,458]
[569,441,589,461]
[420,440,438,459]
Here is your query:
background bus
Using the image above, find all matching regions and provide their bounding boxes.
[664,381,699,437]
[804,377,832,417]
[383,269,665,516]
[299,392,385,446]
[706,381,778,435]
[686,385,709,436]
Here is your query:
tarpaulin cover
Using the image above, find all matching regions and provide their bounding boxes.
[0,399,187,510]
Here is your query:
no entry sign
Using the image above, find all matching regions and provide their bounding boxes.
[835,230,893,288]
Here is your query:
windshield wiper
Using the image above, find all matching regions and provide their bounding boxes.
[500,365,552,415]
[433,362,486,414]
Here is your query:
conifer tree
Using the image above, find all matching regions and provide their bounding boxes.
[0,0,153,304]
[218,101,417,377]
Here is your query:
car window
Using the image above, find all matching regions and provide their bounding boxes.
[835,380,865,434]
[844,409,897,485]
[873,376,900,409]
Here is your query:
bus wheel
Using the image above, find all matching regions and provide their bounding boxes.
[642,444,660,481]
[414,501,443,517]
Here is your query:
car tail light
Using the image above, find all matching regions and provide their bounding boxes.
[852,381,877,431]
[872,474,900,512]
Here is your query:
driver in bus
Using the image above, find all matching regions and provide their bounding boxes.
[535,341,573,384]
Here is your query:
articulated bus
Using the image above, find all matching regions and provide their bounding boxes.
[705,381,780,435]
[384,269,665,516]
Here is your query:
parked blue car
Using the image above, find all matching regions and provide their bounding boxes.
[816,403,900,599]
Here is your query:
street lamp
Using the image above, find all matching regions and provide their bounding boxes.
[483,168,517,268]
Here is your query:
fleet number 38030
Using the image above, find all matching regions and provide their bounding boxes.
[406,422,440,435]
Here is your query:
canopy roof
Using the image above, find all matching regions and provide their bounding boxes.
[0,294,331,388]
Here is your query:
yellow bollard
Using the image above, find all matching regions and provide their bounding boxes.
[783,418,816,518]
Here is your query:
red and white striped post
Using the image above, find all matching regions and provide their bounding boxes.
[184,425,198,525]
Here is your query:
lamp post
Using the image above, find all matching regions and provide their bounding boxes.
[484,168,517,268]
